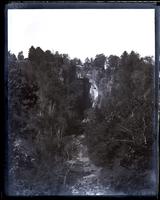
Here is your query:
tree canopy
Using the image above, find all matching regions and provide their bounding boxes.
[7,47,155,195]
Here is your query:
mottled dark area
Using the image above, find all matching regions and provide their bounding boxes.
[7,47,157,196]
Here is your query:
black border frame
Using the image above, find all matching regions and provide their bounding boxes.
[6,2,156,9]
[3,2,159,199]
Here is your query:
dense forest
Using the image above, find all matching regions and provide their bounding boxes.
[7,46,156,195]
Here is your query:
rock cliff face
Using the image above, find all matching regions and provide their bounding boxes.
[89,79,98,108]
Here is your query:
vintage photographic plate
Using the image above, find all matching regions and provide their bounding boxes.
[4,2,159,197]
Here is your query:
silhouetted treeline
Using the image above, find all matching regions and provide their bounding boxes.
[7,47,155,195]
[8,47,91,195]
[84,51,155,194]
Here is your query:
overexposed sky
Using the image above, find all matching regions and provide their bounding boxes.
[8,9,155,61]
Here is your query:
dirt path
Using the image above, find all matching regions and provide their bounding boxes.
[66,134,110,195]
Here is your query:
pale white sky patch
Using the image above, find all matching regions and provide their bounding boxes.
[8,9,155,61]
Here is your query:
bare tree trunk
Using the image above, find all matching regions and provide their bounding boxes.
[63,163,74,188]
[142,117,147,144]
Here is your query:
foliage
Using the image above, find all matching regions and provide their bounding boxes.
[8,47,155,195]
[8,47,91,195]
[84,51,155,192]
